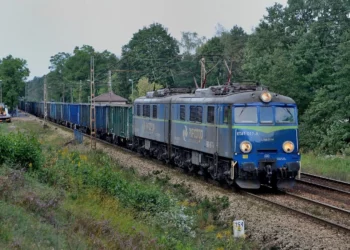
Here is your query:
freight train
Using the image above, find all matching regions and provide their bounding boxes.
[20,83,301,189]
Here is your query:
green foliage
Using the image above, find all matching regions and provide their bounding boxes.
[27,46,118,103]
[118,23,180,97]
[302,153,350,182]
[0,55,30,109]
[130,77,163,101]
[0,132,41,170]
[37,149,171,214]
[241,0,350,153]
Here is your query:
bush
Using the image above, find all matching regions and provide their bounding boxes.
[0,132,42,170]
[37,150,171,214]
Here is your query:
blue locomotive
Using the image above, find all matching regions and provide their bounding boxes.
[133,84,300,189]
[21,83,300,189]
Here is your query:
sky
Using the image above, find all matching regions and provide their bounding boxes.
[0,0,287,79]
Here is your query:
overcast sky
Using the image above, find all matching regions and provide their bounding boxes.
[0,0,287,79]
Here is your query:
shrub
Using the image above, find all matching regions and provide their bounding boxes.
[37,150,171,214]
[0,132,42,170]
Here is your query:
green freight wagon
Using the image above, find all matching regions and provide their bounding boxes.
[107,104,133,145]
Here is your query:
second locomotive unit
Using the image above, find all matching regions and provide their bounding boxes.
[133,84,300,189]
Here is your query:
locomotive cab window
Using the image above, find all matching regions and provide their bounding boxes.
[260,106,273,124]
[275,107,295,123]
[190,106,196,122]
[143,105,150,117]
[136,105,141,116]
[234,107,257,123]
[190,106,202,123]
[152,105,157,119]
[180,105,186,120]
[207,106,215,124]
[197,106,202,123]
[223,106,231,124]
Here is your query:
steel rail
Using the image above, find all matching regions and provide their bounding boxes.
[301,172,350,186]
[296,179,350,196]
[301,173,350,187]
[243,191,350,234]
[284,191,350,215]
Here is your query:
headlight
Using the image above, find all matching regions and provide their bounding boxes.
[240,141,252,153]
[283,141,294,153]
[260,91,272,103]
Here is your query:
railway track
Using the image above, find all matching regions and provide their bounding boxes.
[22,113,350,235]
[244,190,350,234]
[298,172,350,195]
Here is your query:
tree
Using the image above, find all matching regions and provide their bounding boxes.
[46,45,118,102]
[179,32,206,55]
[47,52,71,101]
[129,77,163,101]
[27,76,44,102]
[300,31,350,153]
[220,26,248,81]
[197,37,225,86]
[119,23,179,97]
[0,55,30,110]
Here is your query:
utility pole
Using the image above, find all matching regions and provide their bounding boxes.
[108,70,112,92]
[79,80,82,103]
[70,86,73,103]
[90,56,97,150]
[43,76,48,127]
[128,79,134,99]
[0,80,2,104]
[62,82,65,103]
[200,57,206,88]
[25,82,28,112]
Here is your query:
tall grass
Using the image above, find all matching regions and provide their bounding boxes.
[302,153,350,182]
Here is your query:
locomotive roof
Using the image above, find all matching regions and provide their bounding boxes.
[134,90,295,105]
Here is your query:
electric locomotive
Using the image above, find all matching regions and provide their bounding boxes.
[133,83,300,189]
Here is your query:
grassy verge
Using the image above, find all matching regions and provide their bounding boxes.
[302,153,350,182]
[0,120,255,249]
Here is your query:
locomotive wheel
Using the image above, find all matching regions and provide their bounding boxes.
[187,164,196,173]
[208,168,217,180]
[225,176,234,186]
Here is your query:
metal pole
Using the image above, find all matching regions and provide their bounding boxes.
[129,79,133,100]
[90,56,96,150]
[108,70,112,92]
[79,80,82,103]
[200,57,206,88]
[43,76,47,127]
[0,80,2,104]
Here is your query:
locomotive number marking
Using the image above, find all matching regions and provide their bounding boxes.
[206,141,215,149]
[236,131,258,136]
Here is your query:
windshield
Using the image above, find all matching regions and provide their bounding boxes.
[234,107,257,123]
[260,107,273,124]
[275,107,295,123]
